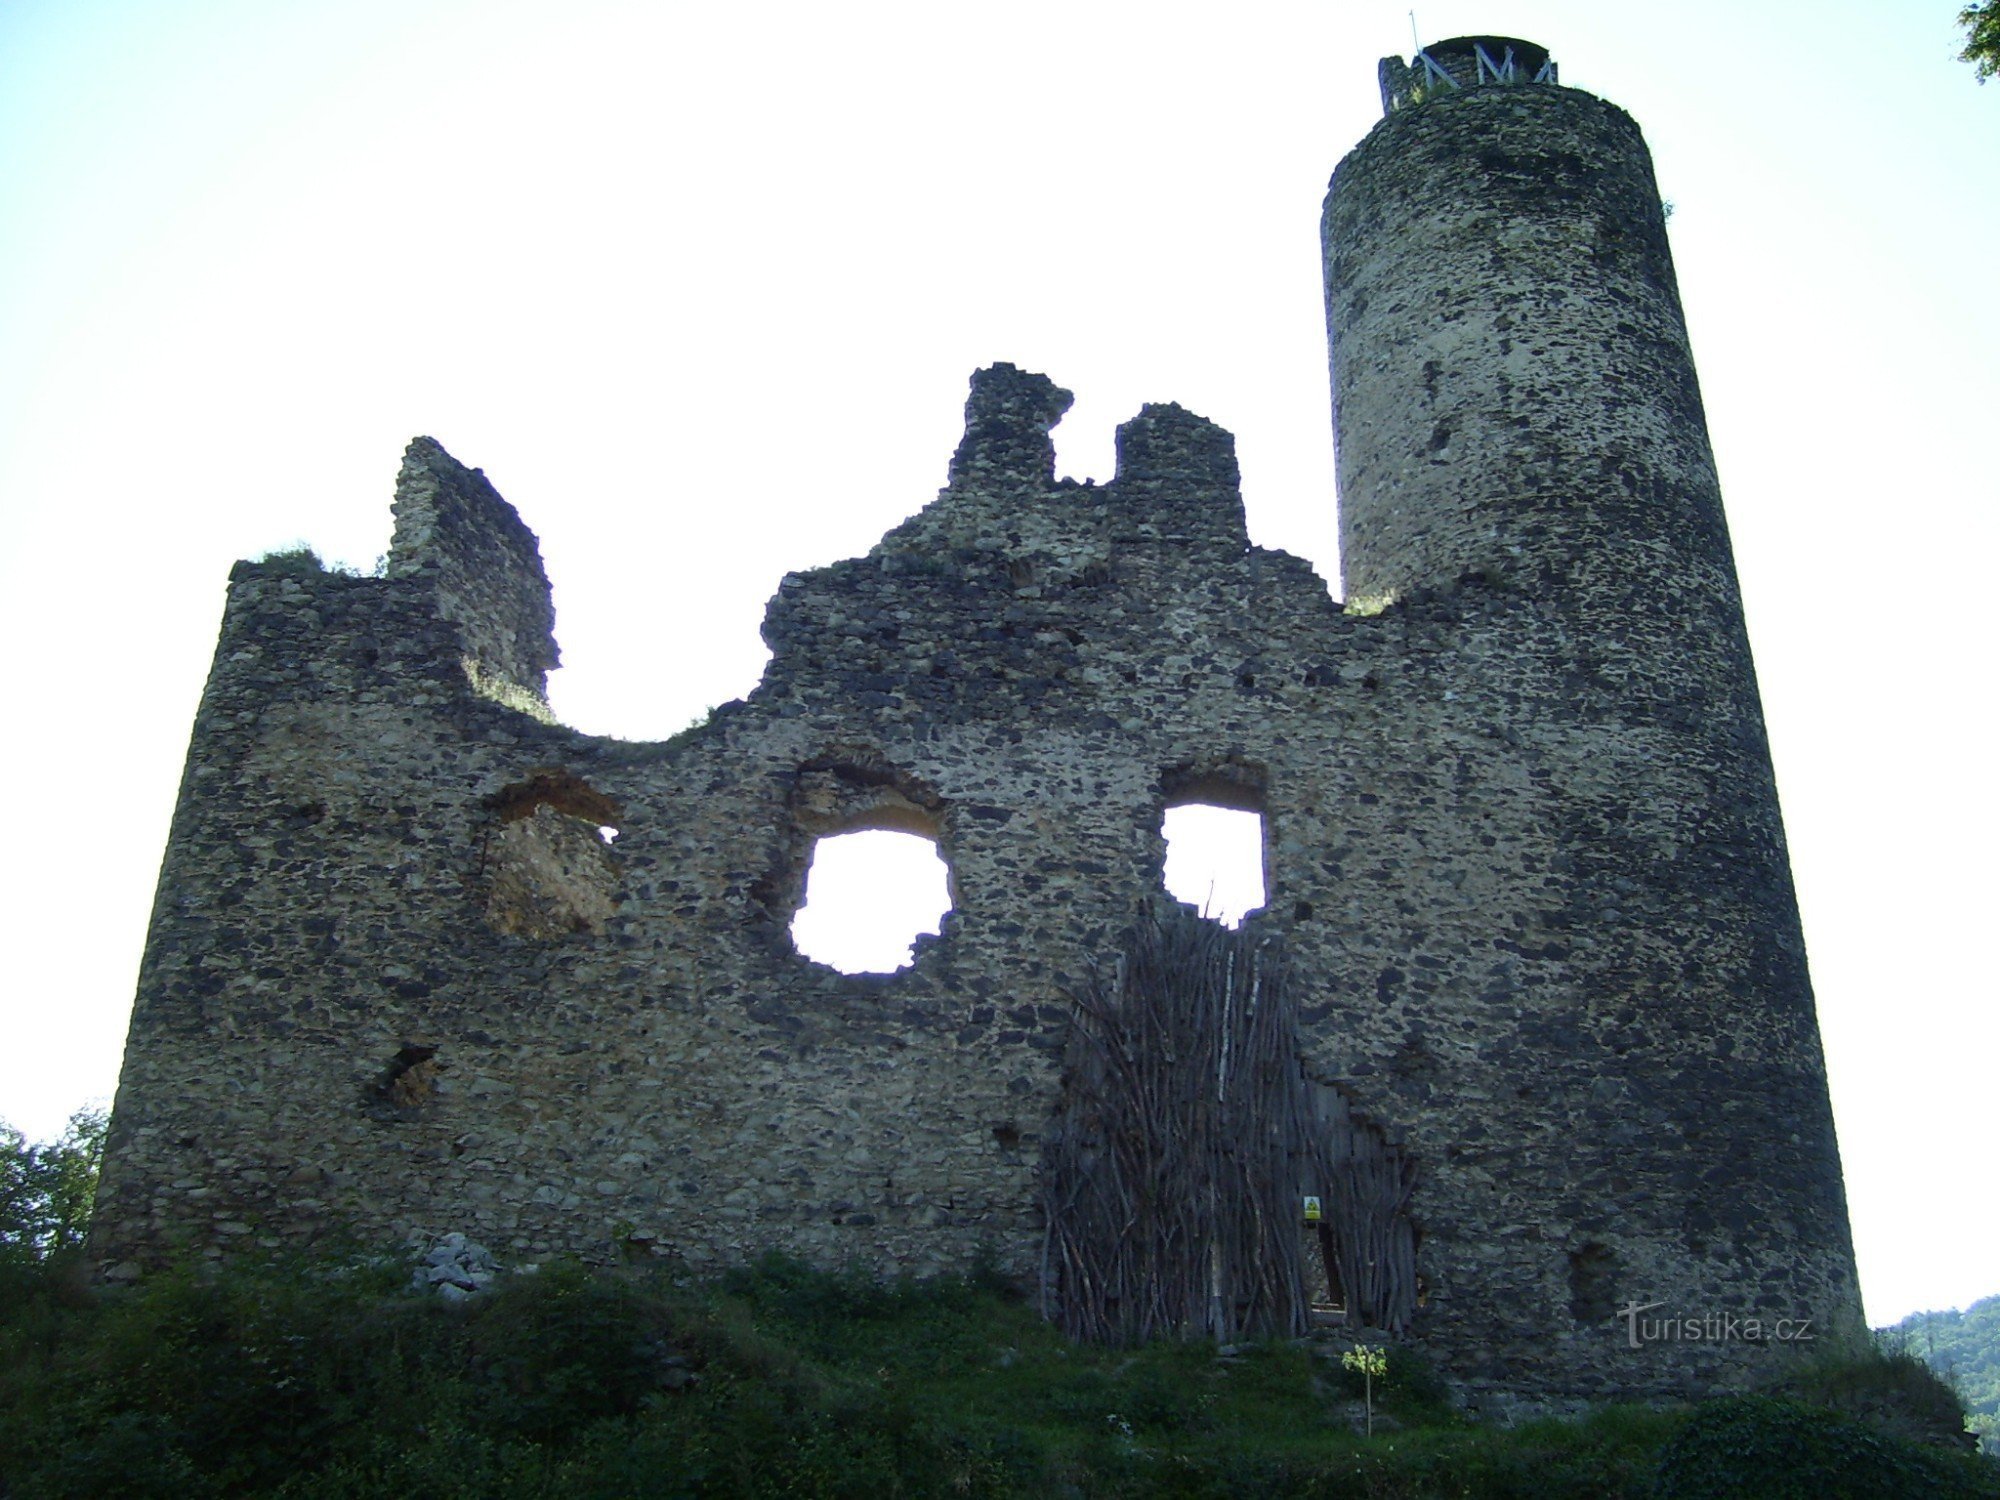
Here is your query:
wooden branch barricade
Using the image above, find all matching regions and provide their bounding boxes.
[1041,909,1417,1345]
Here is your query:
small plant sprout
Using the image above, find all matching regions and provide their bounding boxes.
[1342,1343,1388,1436]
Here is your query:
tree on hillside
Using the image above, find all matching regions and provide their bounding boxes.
[1888,1296,2000,1453]
[0,1109,106,1261]
[1962,1,2000,79]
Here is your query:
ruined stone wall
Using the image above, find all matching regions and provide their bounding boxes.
[94,45,1862,1407]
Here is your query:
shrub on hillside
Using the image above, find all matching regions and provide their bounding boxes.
[1653,1395,1997,1500]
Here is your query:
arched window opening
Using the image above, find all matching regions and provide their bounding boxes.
[1162,803,1266,928]
[791,828,954,974]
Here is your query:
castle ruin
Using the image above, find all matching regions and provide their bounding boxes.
[92,37,1863,1404]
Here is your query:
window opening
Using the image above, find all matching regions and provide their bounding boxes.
[791,828,953,974]
[1161,803,1266,927]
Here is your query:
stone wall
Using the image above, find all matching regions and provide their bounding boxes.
[93,46,1862,1408]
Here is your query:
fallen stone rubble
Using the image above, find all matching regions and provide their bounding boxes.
[411,1231,500,1302]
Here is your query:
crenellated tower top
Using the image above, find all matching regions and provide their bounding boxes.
[1377,36,1556,114]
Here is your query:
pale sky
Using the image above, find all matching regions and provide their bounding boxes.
[1,1,1992,1328]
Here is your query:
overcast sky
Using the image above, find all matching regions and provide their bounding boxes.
[1,0,1993,1327]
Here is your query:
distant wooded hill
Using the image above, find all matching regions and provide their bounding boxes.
[1888,1295,2000,1445]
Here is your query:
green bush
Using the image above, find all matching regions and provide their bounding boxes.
[462,1261,687,1439]
[1765,1334,1976,1451]
[249,545,328,575]
[1,1258,421,1495]
[1322,1338,1457,1421]
[1653,1395,1997,1500]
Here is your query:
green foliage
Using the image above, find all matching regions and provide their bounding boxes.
[1653,1394,1997,1499]
[1,1255,422,1494]
[1324,1338,1455,1423]
[1341,1342,1387,1436]
[249,544,328,575]
[2,1249,1994,1497]
[464,1260,689,1439]
[1885,1296,2000,1453]
[1962,1,2000,80]
[0,1110,105,1265]
[1341,1342,1387,1379]
[1890,1298,2000,1419]
[1766,1332,1975,1450]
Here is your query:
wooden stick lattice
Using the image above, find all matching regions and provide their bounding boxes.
[1041,909,1417,1345]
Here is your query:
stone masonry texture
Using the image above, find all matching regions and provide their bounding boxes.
[93,38,1863,1407]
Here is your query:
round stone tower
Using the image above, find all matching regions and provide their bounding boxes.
[1321,40,1865,1394]
[1326,35,1729,622]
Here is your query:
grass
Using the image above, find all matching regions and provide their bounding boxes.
[1,1251,1992,1498]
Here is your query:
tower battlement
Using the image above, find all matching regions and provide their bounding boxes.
[1378,36,1558,113]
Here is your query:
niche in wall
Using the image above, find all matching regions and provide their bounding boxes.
[481,770,622,939]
